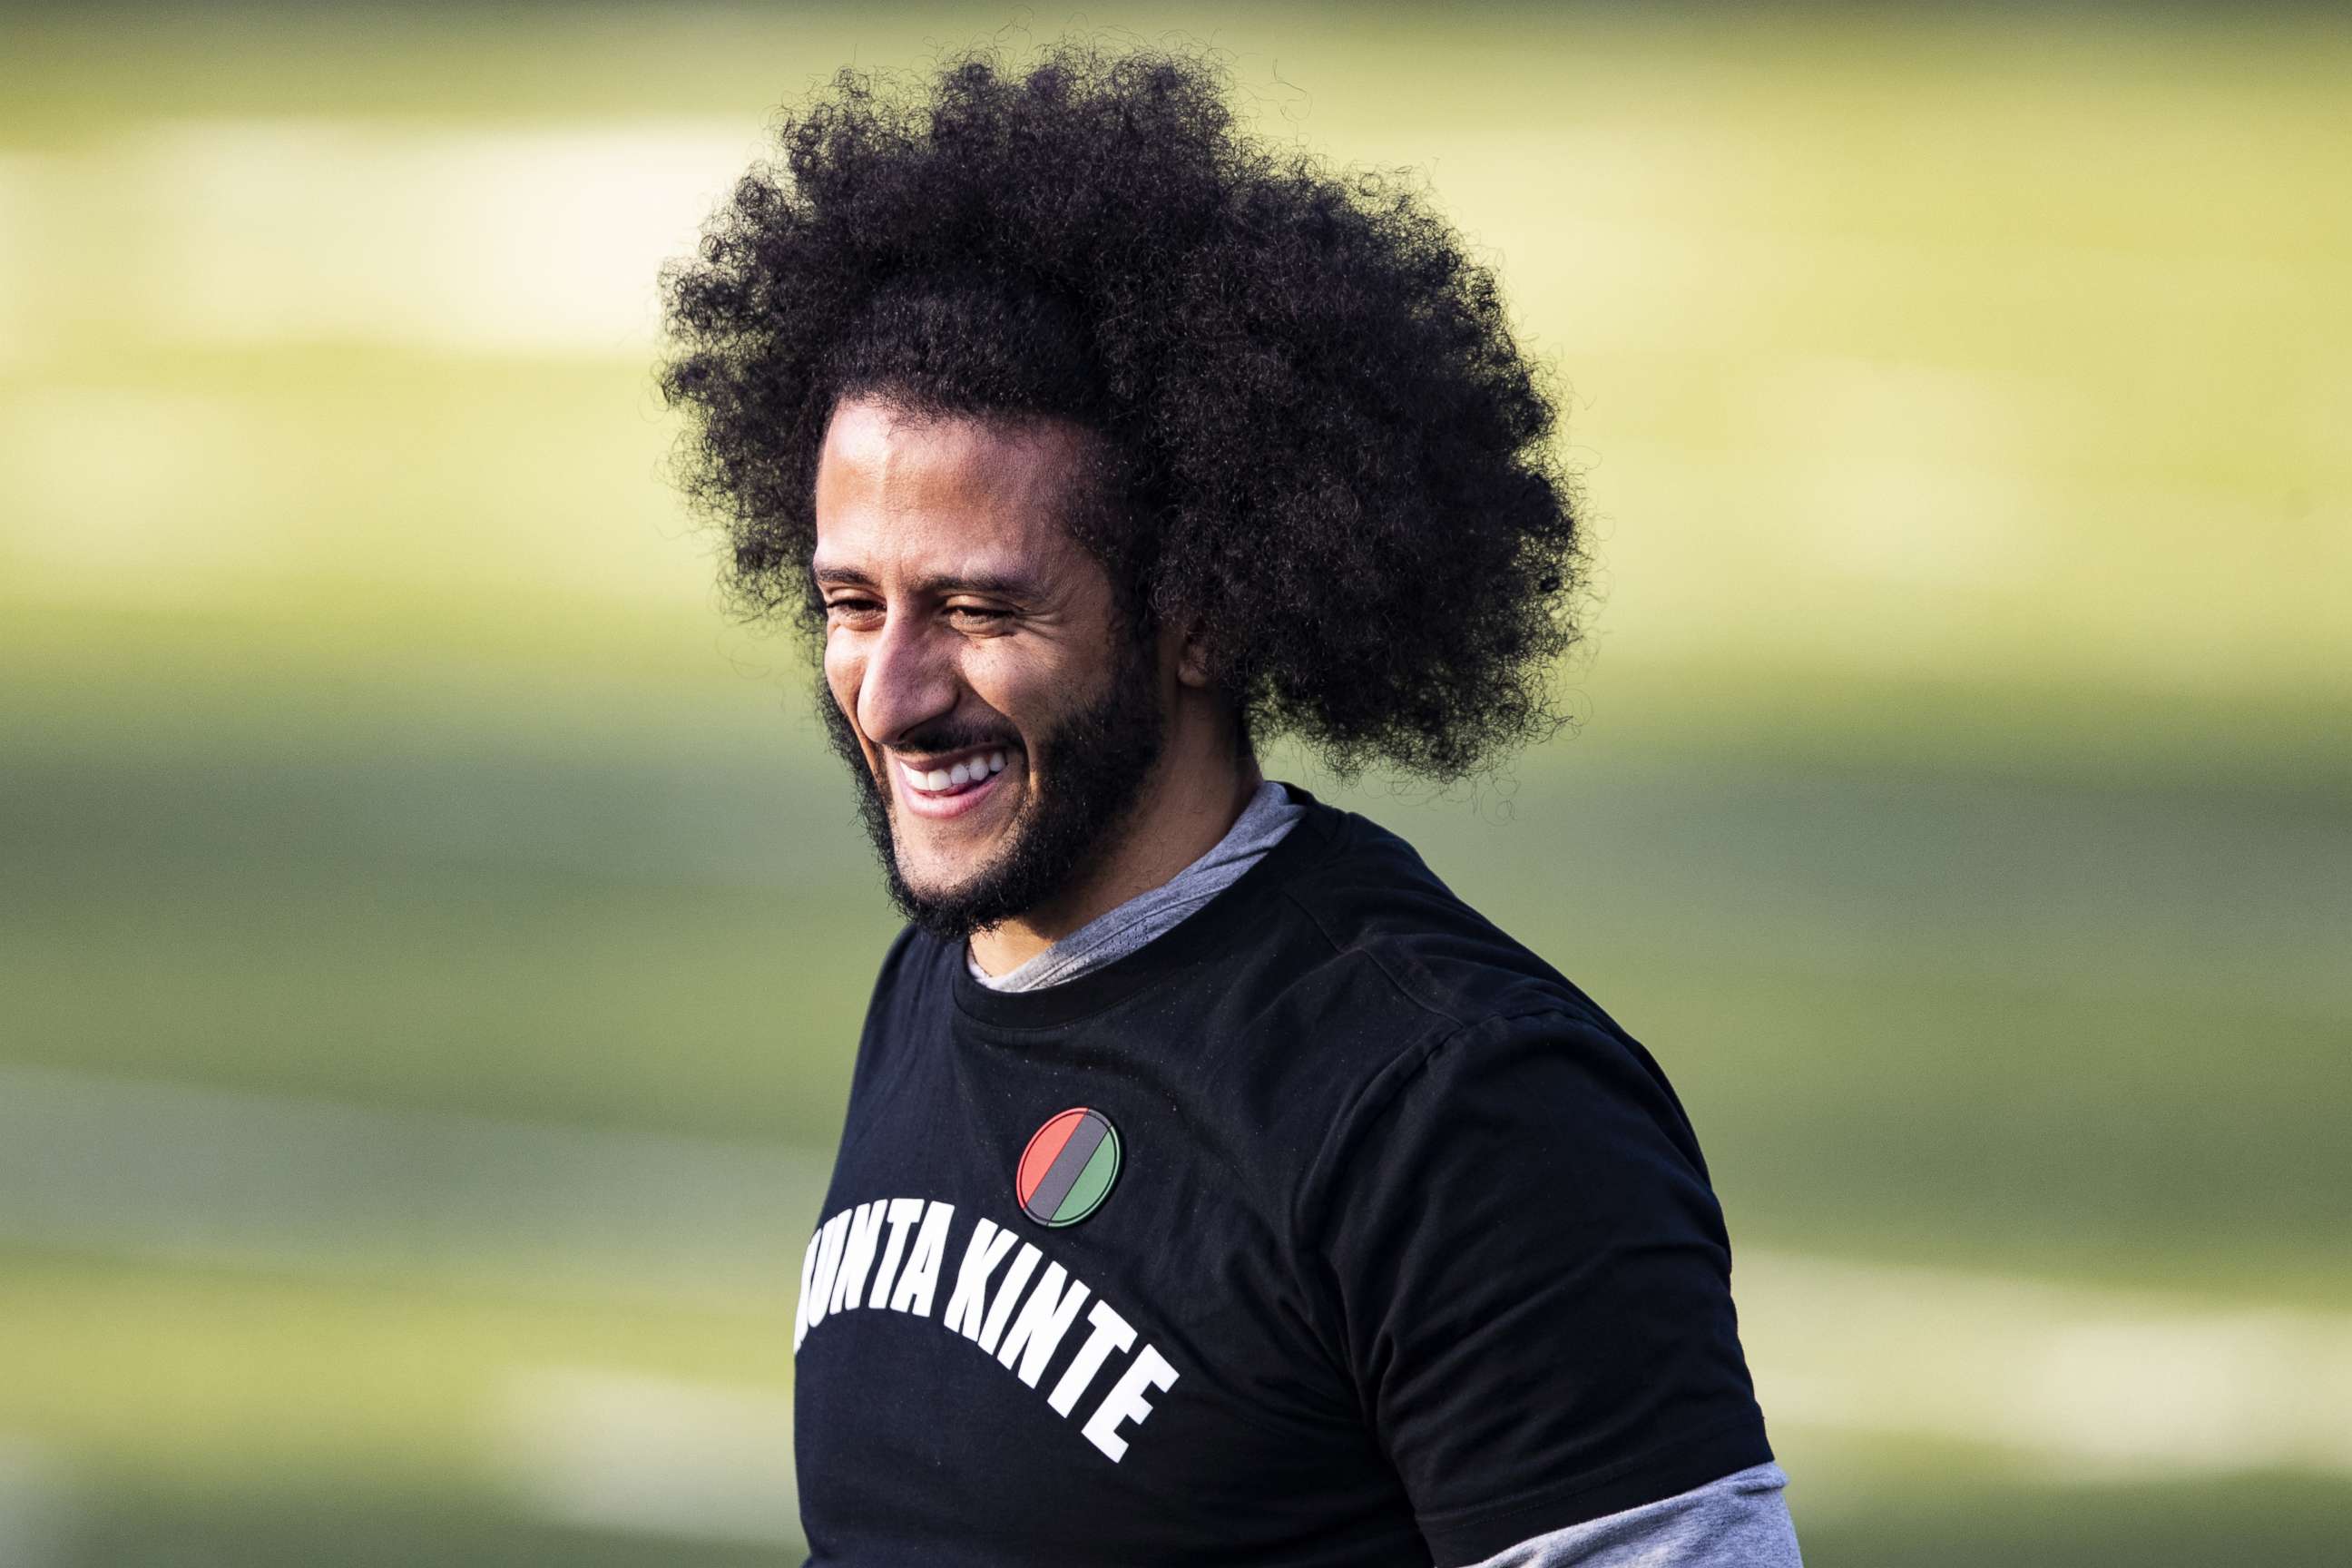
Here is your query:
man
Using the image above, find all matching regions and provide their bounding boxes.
[662,44,1801,1567]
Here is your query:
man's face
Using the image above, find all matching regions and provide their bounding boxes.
[811,397,1167,938]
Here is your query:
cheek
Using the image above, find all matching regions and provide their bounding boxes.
[961,648,1060,747]
[822,643,866,734]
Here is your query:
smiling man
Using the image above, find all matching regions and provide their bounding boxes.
[807,407,1241,967]
[661,44,1800,1568]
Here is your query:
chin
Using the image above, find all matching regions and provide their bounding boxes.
[891,839,1003,906]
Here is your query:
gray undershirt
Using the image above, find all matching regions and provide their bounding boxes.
[965,779,1304,991]
[965,782,1804,1566]
[1465,1462,1799,1568]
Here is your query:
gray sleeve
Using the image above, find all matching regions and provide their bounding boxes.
[1460,1463,1801,1568]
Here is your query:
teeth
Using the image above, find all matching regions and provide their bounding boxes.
[899,751,1011,794]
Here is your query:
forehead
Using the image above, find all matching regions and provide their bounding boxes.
[811,398,1093,582]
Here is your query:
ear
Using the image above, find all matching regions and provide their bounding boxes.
[1175,623,1214,690]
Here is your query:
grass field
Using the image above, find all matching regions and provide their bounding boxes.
[4,5,2348,1563]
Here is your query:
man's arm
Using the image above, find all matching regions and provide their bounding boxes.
[1312,1009,1789,1564]
[1468,1464,1801,1567]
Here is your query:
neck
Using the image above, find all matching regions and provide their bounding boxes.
[969,720,1259,976]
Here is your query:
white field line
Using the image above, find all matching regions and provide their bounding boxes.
[1739,1250,2352,1481]
[83,119,763,358]
[488,1367,798,1546]
[3,1063,2349,1489]
[0,1062,828,1308]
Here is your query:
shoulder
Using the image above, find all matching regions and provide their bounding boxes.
[1258,797,1647,1093]
[858,920,950,1023]
[1227,798,1712,1204]
[842,921,956,1093]
[868,919,935,995]
[1278,798,1620,1032]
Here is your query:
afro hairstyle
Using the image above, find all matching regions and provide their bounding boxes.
[658,41,1583,781]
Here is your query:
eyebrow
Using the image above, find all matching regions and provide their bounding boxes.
[809,563,1042,600]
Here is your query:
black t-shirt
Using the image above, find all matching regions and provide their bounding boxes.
[792,789,1772,1567]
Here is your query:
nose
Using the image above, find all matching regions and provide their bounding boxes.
[852,612,962,750]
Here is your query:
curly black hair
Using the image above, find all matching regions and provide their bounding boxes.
[659,41,1583,780]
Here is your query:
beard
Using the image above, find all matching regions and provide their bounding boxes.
[818,633,1168,943]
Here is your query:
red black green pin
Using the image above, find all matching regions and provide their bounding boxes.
[1016,1107,1122,1228]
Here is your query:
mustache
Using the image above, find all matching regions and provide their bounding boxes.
[884,720,1024,759]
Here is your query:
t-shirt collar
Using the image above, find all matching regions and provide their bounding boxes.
[947,784,1339,1030]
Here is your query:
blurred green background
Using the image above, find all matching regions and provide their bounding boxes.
[3,3,2347,1563]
